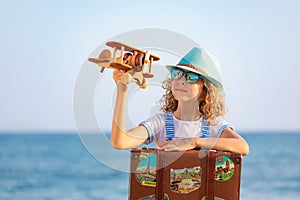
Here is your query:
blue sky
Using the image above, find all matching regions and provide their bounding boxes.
[1,0,300,132]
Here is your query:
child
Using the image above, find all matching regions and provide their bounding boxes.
[111,47,249,156]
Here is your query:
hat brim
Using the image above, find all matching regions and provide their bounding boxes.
[166,65,203,76]
[166,65,223,89]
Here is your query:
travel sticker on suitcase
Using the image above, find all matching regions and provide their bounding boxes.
[215,156,235,182]
[170,166,202,193]
[135,152,157,187]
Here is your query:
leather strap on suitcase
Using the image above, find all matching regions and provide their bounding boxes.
[156,150,166,200]
[206,150,216,200]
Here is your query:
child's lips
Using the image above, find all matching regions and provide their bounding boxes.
[174,88,188,92]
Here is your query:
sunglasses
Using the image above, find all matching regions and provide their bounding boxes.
[171,67,202,84]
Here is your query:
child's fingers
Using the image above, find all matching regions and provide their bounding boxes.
[113,69,125,83]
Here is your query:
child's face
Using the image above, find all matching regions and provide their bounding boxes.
[171,70,204,102]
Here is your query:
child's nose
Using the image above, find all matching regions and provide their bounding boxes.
[177,74,187,84]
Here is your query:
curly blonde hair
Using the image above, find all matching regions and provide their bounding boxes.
[160,78,227,125]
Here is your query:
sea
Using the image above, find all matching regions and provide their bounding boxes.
[0,132,299,200]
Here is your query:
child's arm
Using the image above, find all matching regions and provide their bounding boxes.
[158,129,249,156]
[196,129,249,156]
[110,69,149,150]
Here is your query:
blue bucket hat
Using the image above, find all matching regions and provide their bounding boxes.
[166,47,223,89]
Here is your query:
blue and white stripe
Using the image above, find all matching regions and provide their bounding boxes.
[200,117,211,138]
[165,112,175,141]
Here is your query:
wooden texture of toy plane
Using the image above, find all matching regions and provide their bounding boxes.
[88,41,160,88]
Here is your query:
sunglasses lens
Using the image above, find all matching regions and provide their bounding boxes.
[171,68,183,80]
[186,72,200,84]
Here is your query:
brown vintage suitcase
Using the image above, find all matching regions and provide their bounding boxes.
[129,148,242,200]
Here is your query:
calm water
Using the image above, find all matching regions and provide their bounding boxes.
[0,133,299,200]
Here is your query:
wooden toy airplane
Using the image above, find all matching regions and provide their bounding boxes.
[88,41,160,88]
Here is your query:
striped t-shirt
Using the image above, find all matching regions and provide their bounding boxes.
[140,113,230,147]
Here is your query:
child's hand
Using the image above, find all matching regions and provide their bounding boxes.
[113,69,128,91]
[157,138,198,151]
[113,69,125,83]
